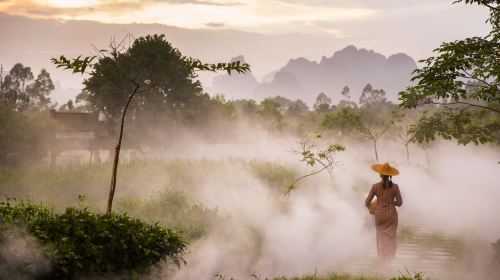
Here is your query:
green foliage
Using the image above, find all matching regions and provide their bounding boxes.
[247,161,298,193]
[51,55,96,74]
[116,188,217,241]
[409,109,500,144]
[258,98,284,131]
[359,84,387,107]
[322,108,362,136]
[0,101,55,165]
[399,0,499,145]
[1,63,55,111]
[286,134,345,195]
[313,92,332,113]
[0,201,186,279]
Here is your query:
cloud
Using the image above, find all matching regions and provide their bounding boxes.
[206,22,225,28]
[152,0,243,6]
[0,0,243,19]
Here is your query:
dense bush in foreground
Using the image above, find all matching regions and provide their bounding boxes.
[0,201,186,279]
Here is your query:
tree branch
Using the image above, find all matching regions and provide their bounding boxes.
[430,100,500,114]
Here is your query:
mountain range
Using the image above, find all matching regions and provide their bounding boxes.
[208,46,417,105]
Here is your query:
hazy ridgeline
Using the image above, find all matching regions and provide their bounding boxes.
[1,118,499,279]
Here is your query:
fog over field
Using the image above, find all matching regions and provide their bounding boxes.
[0,1,498,279]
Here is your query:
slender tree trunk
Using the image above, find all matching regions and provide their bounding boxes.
[373,139,379,162]
[106,85,139,214]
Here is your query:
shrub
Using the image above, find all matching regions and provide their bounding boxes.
[0,201,186,279]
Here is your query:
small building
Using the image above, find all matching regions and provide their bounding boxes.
[49,109,107,165]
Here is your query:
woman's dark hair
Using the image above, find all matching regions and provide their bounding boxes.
[382,175,393,189]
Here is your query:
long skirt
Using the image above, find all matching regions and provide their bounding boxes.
[374,206,398,260]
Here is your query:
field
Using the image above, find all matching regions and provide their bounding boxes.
[3,151,496,279]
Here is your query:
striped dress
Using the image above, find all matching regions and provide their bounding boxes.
[365,181,403,260]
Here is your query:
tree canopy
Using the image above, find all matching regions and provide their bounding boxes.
[399,0,500,144]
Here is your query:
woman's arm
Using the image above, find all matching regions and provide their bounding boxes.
[365,184,376,208]
[394,184,403,207]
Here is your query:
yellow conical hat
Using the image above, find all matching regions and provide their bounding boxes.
[371,162,399,176]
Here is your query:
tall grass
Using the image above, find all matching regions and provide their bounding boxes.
[0,159,298,241]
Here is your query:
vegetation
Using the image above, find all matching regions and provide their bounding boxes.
[286,134,345,195]
[399,0,500,145]
[0,201,186,279]
[0,159,298,240]
[52,34,251,214]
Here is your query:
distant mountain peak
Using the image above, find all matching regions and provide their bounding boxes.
[210,46,417,105]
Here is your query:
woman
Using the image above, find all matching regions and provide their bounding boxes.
[365,162,402,261]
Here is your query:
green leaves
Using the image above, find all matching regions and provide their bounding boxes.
[51,55,96,74]
[184,58,251,75]
[398,0,500,145]
[285,135,345,195]
[0,202,187,278]
[409,108,500,145]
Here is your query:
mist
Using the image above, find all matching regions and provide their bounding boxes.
[142,133,498,279]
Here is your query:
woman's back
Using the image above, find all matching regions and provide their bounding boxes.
[365,182,402,209]
[374,182,402,207]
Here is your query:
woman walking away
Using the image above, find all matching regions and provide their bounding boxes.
[365,162,402,262]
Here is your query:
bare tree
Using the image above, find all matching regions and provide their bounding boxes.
[286,134,345,196]
[356,115,390,163]
[389,113,416,163]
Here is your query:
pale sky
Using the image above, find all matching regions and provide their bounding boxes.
[0,0,492,103]
[0,0,490,36]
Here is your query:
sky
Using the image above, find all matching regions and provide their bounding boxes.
[0,0,492,103]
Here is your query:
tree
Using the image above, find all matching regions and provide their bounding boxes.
[0,101,54,165]
[231,99,258,118]
[399,0,500,145]
[1,63,34,111]
[322,107,362,137]
[52,34,250,214]
[0,65,54,111]
[357,107,392,162]
[313,92,332,113]
[286,134,345,195]
[359,83,387,107]
[27,69,55,110]
[338,85,357,108]
[389,111,418,163]
[286,99,309,117]
[257,98,283,132]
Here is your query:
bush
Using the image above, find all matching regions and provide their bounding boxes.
[0,201,186,279]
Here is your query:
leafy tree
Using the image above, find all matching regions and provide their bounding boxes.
[0,63,34,111]
[0,101,53,165]
[257,98,283,132]
[338,85,357,108]
[341,86,350,98]
[322,107,362,137]
[359,83,388,107]
[52,34,250,214]
[0,65,54,111]
[399,0,500,145]
[286,99,309,117]
[26,69,54,111]
[313,92,332,113]
[231,99,258,118]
